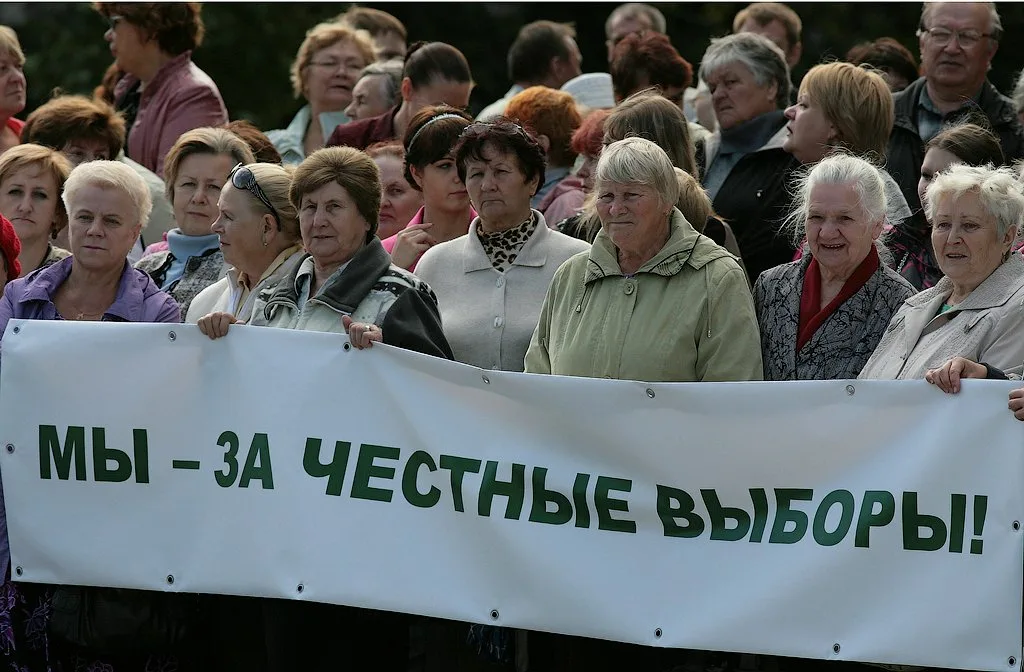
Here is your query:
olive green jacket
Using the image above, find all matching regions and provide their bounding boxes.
[525,209,763,382]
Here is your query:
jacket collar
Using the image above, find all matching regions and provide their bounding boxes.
[279,105,352,157]
[19,257,150,322]
[702,110,788,167]
[906,253,1024,312]
[894,76,1018,130]
[462,210,552,272]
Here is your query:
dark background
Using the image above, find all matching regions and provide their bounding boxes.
[2,2,1023,133]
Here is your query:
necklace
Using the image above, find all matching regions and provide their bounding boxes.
[67,307,107,321]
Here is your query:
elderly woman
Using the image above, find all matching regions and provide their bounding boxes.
[383,105,476,271]
[345,59,403,121]
[697,32,798,284]
[185,163,305,322]
[505,86,582,208]
[94,3,228,176]
[0,144,72,276]
[754,154,915,380]
[859,164,1024,380]
[525,137,762,381]
[365,141,423,240]
[267,22,375,165]
[408,118,590,371]
[136,127,255,318]
[0,160,180,669]
[889,123,1004,290]
[0,26,26,155]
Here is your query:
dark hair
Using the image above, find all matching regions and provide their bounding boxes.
[926,122,1004,167]
[845,38,919,90]
[23,94,126,159]
[402,105,472,190]
[340,6,407,41]
[454,118,547,191]
[403,41,472,90]
[93,3,204,55]
[610,32,692,102]
[94,62,124,104]
[508,21,575,84]
[221,120,282,165]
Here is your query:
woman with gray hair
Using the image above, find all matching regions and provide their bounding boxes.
[696,31,798,284]
[345,59,403,121]
[754,153,915,380]
[525,136,762,382]
[860,163,1024,381]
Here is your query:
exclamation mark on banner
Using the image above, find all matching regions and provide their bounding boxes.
[949,494,966,553]
[970,495,987,555]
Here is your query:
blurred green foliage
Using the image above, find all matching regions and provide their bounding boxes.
[3,2,1023,133]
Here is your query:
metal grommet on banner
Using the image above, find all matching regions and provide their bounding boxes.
[833,643,841,654]
[482,375,490,385]
[654,628,662,638]
[11,326,18,334]
[1014,521,1021,531]
[166,574,175,585]
[4,444,13,454]
[489,609,499,620]
[167,331,177,342]
[1009,657,1017,667]
[14,566,22,577]
[343,342,351,351]
[297,583,304,594]
[646,388,655,399]
[845,385,855,396]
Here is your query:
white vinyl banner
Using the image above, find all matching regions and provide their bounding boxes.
[0,319,1022,672]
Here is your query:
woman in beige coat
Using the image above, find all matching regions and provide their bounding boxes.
[859,164,1024,380]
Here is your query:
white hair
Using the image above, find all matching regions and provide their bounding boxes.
[63,160,153,228]
[920,2,1002,41]
[596,137,679,208]
[925,163,1024,239]
[698,32,792,108]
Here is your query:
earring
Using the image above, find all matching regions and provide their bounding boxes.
[262,236,268,247]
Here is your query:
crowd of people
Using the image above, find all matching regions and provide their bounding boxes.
[0,1,1021,670]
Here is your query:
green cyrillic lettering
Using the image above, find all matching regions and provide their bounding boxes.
[902,491,947,551]
[238,433,274,489]
[948,493,966,553]
[855,490,895,547]
[92,427,132,483]
[572,473,591,528]
[657,485,704,538]
[303,437,351,496]
[133,429,149,484]
[595,476,635,534]
[812,489,855,546]
[402,450,441,508]
[439,455,481,513]
[478,461,525,519]
[769,488,813,544]
[749,488,769,543]
[215,431,240,488]
[528,467,572,525]
[39,425,85,481]
[702,489,751,541]
[351,444,399,502]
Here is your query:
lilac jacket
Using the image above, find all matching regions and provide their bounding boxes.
[0,257,179,578]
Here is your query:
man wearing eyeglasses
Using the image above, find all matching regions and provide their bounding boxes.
[886,2,1024,218]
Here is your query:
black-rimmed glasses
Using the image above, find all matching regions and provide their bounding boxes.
[229,163,281,226]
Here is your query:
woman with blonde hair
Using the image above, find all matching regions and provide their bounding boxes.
[0,26,26,156]
[0,144,73,276]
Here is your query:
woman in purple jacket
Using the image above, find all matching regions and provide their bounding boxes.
[0,160,180,671]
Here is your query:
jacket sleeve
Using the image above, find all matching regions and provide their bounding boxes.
[697,263,764,382]
[155,295,182,324]
[155,86,228,177]
[976,298,1024,377]
[523,282,555,375]
[380,288,454,360]
[0,289,16,350]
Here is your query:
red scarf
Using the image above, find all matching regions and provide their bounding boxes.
[797,246,879,352]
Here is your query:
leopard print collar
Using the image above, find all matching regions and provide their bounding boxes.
[476,212,538,273]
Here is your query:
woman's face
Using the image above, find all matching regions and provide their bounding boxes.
[805,182,882,278]
[932,190,1014,292]
[172,152,236,237]
[104,16,150,77]
[304,40,368,112]
[407,77,472,114]
[298,180,369,269]
[411,154,469,213]
[463,144,538,226]
[0,164,60,246]
[62,138,112,167]
[0,53,26,119]
[373,154,422,239]
[576,153,600,192]
[345,74,392,121]
[918,147,960,216]
[67,183,142,270]
[596,180,670,256]
[705,62,779,131]
[783,91,836,164]
[211,184,272,272]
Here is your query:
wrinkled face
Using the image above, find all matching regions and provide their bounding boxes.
[298,180,369,268]
[62,138,112,167]
[918,147,960,214]
[372,31,406,62]
[67,184,142,270]
[919,2,997,95]
[576,153,600,192]
[0,165,60,246]
[304,40,369,112]
[463,144,538,225]
[373,154,422,239]
[211,183,271,271]
[172,152,235,237]
[411,153,469,212]
[596,180,670,255]
[783,92,836,164]
[345,74,392,121]
[932,190,1012,291]
[705,62,778,131]
[104,16,149,78]
[0,53,26,119]
[407,77,472,114]
[805,182,882,277]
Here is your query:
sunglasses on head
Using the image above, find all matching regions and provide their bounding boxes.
[229,163,281,226]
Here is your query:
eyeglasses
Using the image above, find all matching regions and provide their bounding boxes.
[229,164,281,226]
[107,15,124,31]
[917,27,993,48]
[307,59,364,73]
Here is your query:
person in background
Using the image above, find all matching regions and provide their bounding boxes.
[544,107,610,229]
[1012,69,1024,126]
[94,3,228,176]
[383,106,475,271]
[223,119,282,164]
[93,61,124,104]
[889,122,1004,289]
[755,154,915,380]
[845,37,921,93]
[21,94,175,257]
[0,144,72,276]
[477,21,582,122]
[186,162,304,323]
[603,3,666,63]
[338,5,408,62]
[0,214,19,293]
[136,127,255,318]
[504,86,581,209]
[266,22,375,165]
[732,2,803,70]
[345,59,403,121]
[365,141,423,240]
[0,27,26,156]
[886,1,1024,222]
[696,32,797,284]
[327,41,473,151]
[560,72,616,112]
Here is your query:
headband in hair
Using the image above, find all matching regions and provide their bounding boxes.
[407,113,465,151]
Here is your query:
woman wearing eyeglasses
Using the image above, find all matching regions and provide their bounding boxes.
[184,163,304,323]
[266,22,375,165]
[92,3,228,177]
[135,128,255,319]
